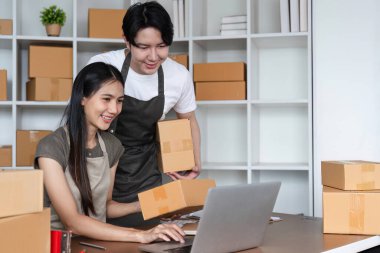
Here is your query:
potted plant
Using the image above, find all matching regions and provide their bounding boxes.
[40,5,66,36]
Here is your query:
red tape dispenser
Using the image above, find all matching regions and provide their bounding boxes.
[51,230,72,253]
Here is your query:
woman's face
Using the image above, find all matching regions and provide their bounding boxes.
[128,27,169,75]
[81,80,124,132]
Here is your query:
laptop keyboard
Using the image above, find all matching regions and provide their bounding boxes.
[164,245,192,253]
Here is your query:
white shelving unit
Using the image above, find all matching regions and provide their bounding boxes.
[0,0,313,215]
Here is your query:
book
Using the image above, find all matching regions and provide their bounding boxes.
[220,22,247,30]
[300,0,308,32]
[290,0,300,32]
[178,0,185,37]
[221,15,247,24]
[280,0,290,33]
[220,29,247,36]
[172,0,179,37]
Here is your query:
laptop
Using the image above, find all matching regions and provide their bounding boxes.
[139,181,281,253]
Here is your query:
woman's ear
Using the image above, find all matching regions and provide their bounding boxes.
[81,97,87,106]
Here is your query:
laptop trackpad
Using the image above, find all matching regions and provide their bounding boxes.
[139,237,194,253]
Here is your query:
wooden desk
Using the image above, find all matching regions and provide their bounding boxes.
[71,214,380,253]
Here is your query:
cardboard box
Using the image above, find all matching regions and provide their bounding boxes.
[170,54,188,69]
[323,186,380,235]
[193,62,246,82]
[0,145,12,167]
[0,69,6,100]
[27,77,72,101]
[0,208,50,253]
[156,119,195,173]
[138,179,216,220]
[322,161,380,190]
[88,9,126,39]
[0,170,43,218]
[29,45,73,78]
[16,130,52,166]
[195,81,246,100]
[0,19,12,35]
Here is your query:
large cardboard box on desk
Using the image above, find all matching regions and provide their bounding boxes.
[193,62,246,82]
[88,9,126,38]
[0,69,7,100]
[0,19,12,35]
[27,77,72,101]
[323,186,380,235]
[138,179,216,220]
[0,145,12,167]
[322,161,380,190]
[195,81,246,100]
[0,170,43,218]
[29,45,73,78]
[156,119,195,173]
[0,208,50,253]
[16,130,52,166]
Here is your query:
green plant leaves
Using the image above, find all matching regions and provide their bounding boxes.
[40,5,66,26]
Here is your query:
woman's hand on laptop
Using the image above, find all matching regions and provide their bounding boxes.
[138,224,185,243]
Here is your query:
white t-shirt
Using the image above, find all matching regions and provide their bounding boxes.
[87,49,196,119]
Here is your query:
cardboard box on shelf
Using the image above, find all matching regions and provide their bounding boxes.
[169,54,188,69]
[322,161,380,190]
[27,77,72,101]
[88,9,126,39]
[0,145,12,167]
[16,130,52,166]
[0,19,12,35]
[323,186,380,235]
[195,81,246,100]
[0,170,43,218]
[0,208,50,253]
[29,45,73,78]
[138,179,216,220]
[0,69,7,100]
[156,119,195,173]
[193,62,246,82]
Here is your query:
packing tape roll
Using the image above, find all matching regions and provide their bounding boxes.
[349,193,365,234]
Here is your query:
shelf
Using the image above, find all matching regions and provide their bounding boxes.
[0,102,13,107]
[16,35,74,42]
[76,37,124,44]
[251,99,308,106]
[251,162,309,171]
[0,35,13,40]
[197,100,248,106]
[202,162,248,170]
[16,101,68,107]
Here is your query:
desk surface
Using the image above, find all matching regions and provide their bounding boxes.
[71,214,380,253]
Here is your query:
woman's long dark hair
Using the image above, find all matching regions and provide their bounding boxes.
[62,62,124,216]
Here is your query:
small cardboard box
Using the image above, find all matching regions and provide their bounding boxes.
[16,130,52,166]
[0,208,50,253]
[156,119,195,173]
[138,179,216,220]
[88,9,126,39]
[0,145,12,167]
[169,54,188,69]
[0,19,12,35]
[27,77,72,101]
[29,45,73,78]
[322,161,380,190]
[0,170,43,218]
[323,186,380,235]
[0,69,7,100]
[193,62,246,82]
[195,81,246,100]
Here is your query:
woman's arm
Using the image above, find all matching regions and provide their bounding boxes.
[106,163,141,218]
[39,157,184,243]
[168,111,201,180]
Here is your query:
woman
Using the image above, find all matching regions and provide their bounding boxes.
[88,1,201,227]
[34,62,184,243]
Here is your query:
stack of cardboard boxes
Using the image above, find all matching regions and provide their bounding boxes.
[322,161,380,235]
[0,170,50,252]
[27,45,73,101]
[193,62,246,100]
[0,69,11,166]
[88,9,126,38]
[138,119,216,220]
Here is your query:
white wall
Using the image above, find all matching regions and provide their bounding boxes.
[313,0,380,216]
